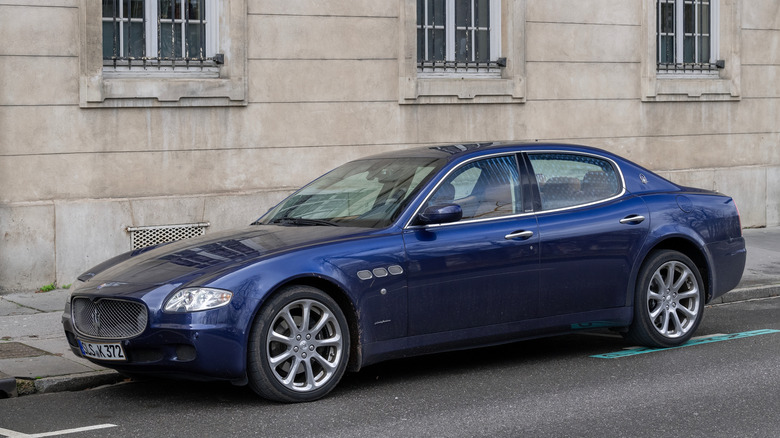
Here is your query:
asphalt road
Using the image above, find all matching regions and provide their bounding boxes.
[2,296,779,438]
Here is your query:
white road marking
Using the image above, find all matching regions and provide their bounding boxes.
[0,424,117,438]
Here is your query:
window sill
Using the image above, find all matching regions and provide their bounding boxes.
[400,76,525,104]
[417,69,502,79]
[80,75,247,107]
[103,67,221,80]
[643,75,740,102]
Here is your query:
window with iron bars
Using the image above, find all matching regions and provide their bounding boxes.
[102,0,218,69]
[657,0,718,74]
[416,0,501,74]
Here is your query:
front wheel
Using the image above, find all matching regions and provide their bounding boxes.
[247,285,350,402]
[625,250,704,348]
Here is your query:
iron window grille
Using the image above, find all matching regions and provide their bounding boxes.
[127,222,210,249]
[416,0,502,74]
[656,0,718,74]
[102,0,219,69]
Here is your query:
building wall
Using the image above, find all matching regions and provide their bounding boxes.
[1,0,778,291]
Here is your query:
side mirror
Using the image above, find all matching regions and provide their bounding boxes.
[417,204,463,225]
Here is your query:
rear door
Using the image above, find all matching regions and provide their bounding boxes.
[526,152,650,317]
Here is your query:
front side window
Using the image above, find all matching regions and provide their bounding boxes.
[657,0,717,74]
[529,154,621,211]
[416,0,500,73]
[425,155,521,221]
[102,0,217,68]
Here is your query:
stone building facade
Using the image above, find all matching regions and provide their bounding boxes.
[1,0,778,291]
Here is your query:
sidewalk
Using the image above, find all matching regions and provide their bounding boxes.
[1,227,779,398]
[0,289,123,398]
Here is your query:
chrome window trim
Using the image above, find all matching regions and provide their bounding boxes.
[403,149,627,230]
[404,210,536,230]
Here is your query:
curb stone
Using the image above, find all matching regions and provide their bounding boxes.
[709,284,780,305]
[9,371,124,397]
[32,370,125,394]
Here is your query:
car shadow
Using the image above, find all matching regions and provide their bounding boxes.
[336,330,626,392]
[103,330,628,405]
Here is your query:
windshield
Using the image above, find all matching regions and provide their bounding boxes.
[258,157,444,228]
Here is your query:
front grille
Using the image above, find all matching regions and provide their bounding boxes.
[72,297,148,339]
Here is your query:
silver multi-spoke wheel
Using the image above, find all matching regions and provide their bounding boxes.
[625,250,704,348]
[646,260,701,339]
[248,286,350,402]
[266,299,344,392]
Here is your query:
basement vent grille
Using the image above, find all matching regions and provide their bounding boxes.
[127,222,210,249]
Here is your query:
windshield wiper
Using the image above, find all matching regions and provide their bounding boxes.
[270,217,340,227]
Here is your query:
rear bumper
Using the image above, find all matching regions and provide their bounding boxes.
[707,236,747,302]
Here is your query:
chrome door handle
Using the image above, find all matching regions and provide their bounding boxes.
[620,215,646,224]
[505,230,534,240]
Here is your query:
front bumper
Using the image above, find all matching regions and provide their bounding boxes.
[62,297,249,383]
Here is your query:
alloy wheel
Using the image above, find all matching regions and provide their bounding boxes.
[265,298,344,392]
[645,260,701,339]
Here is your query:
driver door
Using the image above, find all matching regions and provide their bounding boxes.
[403,154,540,335]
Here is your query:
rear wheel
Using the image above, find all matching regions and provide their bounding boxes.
[625,250,704,348]
[247,285,350,402]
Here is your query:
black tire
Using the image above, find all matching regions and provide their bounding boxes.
[624,250,705,348]
[247,285,350,402]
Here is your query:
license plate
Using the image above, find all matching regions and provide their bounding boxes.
[77,340,127,361]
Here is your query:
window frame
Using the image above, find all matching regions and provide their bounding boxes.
[399,0,526,105]
[407,153,527,228]
[80,0,247,107]
[526,152,626,214]
[416,0,502,76]
[101,0,218,68]
[656,0,719,75]
[641,0,741,102]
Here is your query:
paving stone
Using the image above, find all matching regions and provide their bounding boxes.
[2,289,69,313]
[0,342,50,360]
[0,312,63,341]
[0,297,37,317]
[0,355,95,379]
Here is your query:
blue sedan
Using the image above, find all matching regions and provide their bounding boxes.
[62,143,746,402]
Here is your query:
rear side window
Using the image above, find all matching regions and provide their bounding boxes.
[528,153,621,211]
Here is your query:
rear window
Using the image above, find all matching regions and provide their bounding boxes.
[528,153,621,211]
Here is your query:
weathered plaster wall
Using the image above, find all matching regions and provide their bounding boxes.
[1,0,778,290]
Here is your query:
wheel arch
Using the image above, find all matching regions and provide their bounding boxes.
[634,236,712,302]
[255,275,364,373]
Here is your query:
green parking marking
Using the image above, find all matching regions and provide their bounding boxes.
[591,329,780,359]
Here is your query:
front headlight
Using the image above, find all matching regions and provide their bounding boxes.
[164,287,233,313]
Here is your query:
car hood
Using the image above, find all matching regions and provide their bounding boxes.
[80,225,379,289]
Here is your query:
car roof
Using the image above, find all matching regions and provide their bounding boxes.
[358,141,683,196]
[359,141,616,163]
